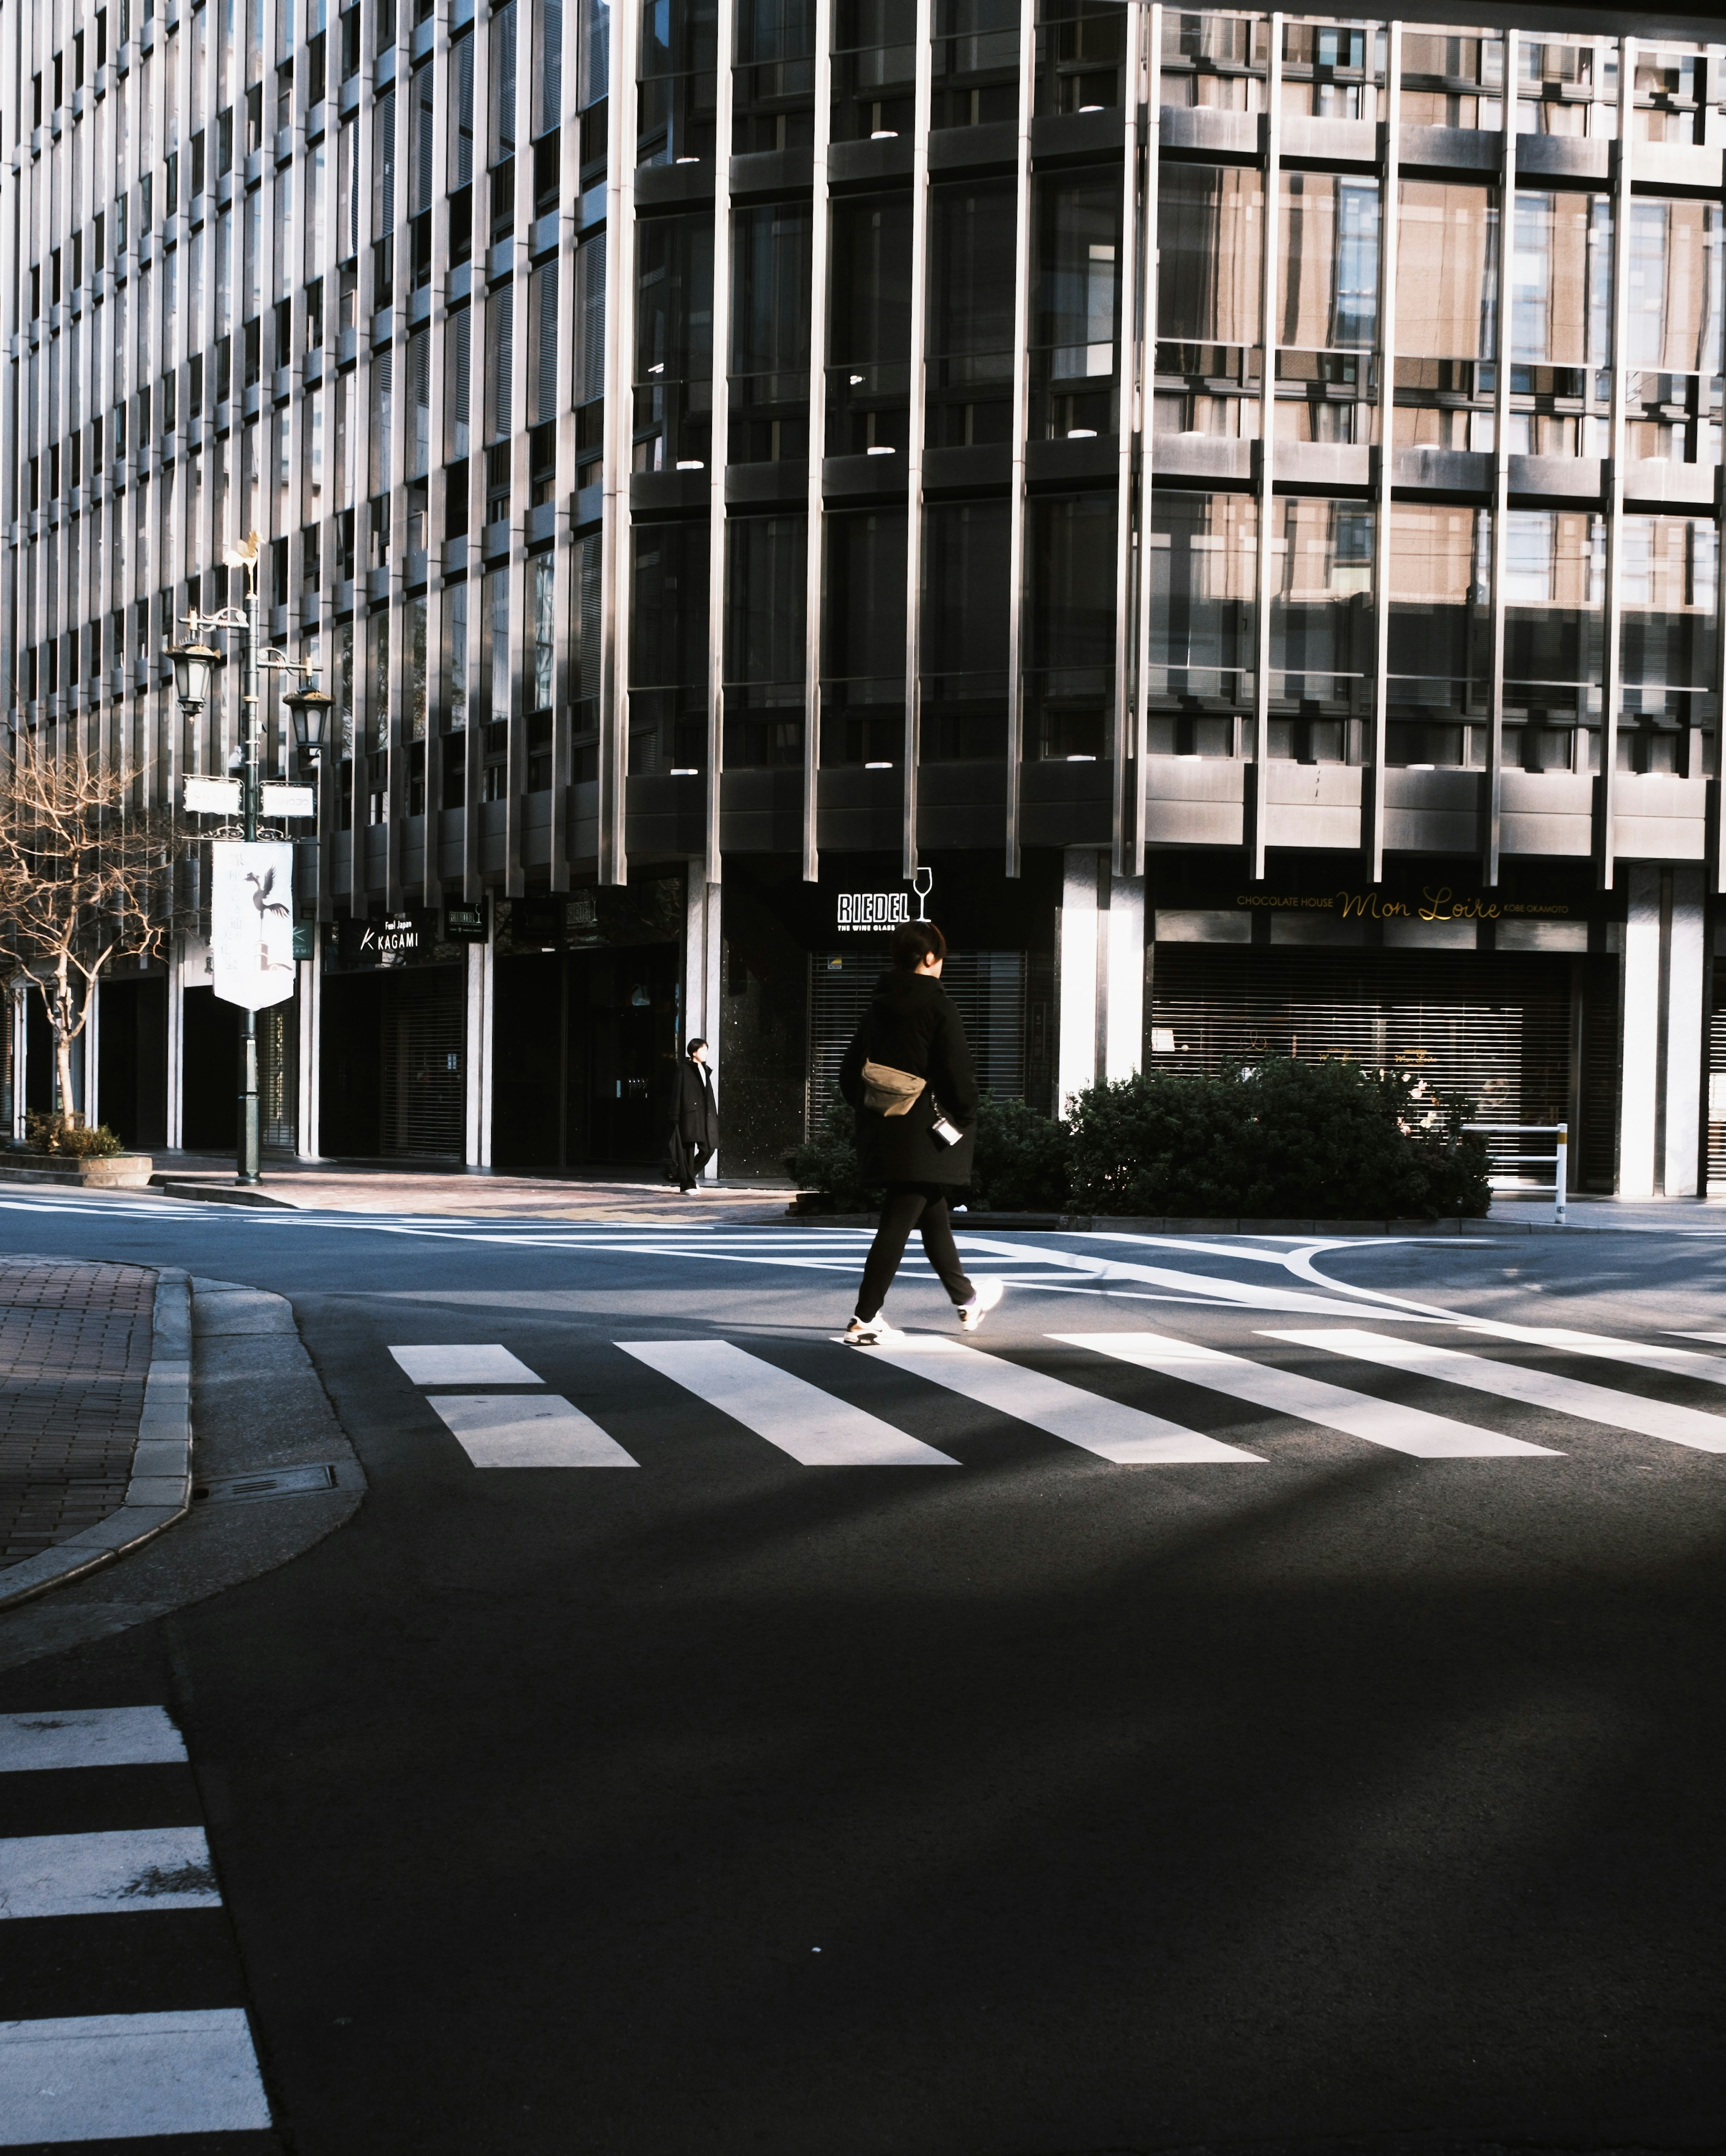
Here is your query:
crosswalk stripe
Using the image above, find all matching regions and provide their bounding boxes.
[0,1707,187,1775]
[0,1829,219,1920]
[1462,1321,1726,1389]
[617,1342,960,1465]
[1058,1331,1560,1459]
[0,2010,271,2144]
[1265,1329,1726,1454]
[391,1343,541,1383]
[867,1337,1263,1463]
[427,1394,639,1467]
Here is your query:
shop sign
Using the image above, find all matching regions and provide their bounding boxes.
[292,918,317,961]
[338,909,440,969]
[444,898,489,942]
[1233,885,1574,923]
[836,868,934,934]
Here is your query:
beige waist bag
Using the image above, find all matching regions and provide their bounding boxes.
[861,1060,926,1117]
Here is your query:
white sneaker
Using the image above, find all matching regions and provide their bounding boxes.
[957,1278,1005,1332]
[842,1314,903,1346]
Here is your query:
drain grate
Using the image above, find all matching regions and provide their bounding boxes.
[193,1465,341,1506]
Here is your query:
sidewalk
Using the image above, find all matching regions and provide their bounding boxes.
[0,1258,182,1596]
[148,1153,799,1222]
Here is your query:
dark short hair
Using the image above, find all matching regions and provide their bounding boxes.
[891,921,947,971]
[686,1037,708,1057]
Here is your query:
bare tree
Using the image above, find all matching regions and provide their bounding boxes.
[0,733,173,1128]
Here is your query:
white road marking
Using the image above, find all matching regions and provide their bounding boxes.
[867,1336,1262,1463]
[0,1708,186,1775]
[426,1394,638,1467]
[1266,1329,1726,1454]
[1058,1331,1559,1459]
[1459,1321,1726,1388]
[390,1343,542,1383]
[0,1829,218,1920]
[0,2009,271,2143]
[1671,1331,1726,1345]
[617,1342,959,1464]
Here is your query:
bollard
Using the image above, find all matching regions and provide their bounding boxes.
[1554,1122,1568,1227]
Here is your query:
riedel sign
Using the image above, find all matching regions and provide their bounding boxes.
[836,869,933,934]
[836,892,911,933]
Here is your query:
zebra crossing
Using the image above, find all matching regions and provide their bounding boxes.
[0,1705,273,2146]
[389,1321,1726,1472]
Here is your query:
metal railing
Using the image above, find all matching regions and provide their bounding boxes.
[1464,1121,1568,1226]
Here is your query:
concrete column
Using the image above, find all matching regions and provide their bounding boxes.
[9,984,26,1143]
[684,875,723,1178]
[1664,867,1706,1198]
[1617,863,1706,1197]
[83,982,101,1129]
[1058,850,1146,1110]
[464,931,495,1169]
[296,941,322,1159]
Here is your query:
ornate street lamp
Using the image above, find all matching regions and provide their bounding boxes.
[282,684,334,762]
[165,640,224,717]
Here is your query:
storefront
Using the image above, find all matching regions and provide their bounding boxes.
[320,910,476,1161]
[1146,855,1626,1191]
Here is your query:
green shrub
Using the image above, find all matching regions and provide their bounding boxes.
[793,1090,882,1213]
[969,1095,1072,1212]
[25,1111,126,1159]
[1068,1058,1490,1219]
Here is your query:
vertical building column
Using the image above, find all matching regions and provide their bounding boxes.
[1484,26,1516,888]
[9,987,26,1147]
[599,0,640,885]
[1366,21,1400,883]
[1103,871,1145,1081]
[165,938,187,1151]
[705,0,737,890]
[464,925,495,1166]
[1110,0,1145,877]
[900,0,934,879]
[83,983,101,1129]
[1055,849,1101,1116]
[801,0,832,885]
[1002,0,1036,877]
[1248,13,1282,883]
[1617,862,1707,1197]
[296,939,322,1157]
[1131,4,1163,881]
[1598,35,1635,893]
[683,875,723,1177]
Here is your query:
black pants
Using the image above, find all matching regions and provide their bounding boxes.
[855,1184,975,1322]
[667,1135,712,1189]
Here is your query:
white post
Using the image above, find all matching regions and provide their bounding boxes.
[165,938,188,1152]
[1554,1123,1568,1227]
[1663,866,1706,1198]
[9,983,26,1144]
[296,937,321,1158]
[1617,865,1661,1197]
[1103,873,1146,1082]
[465,928,495,1168]
[84,979,101,1129]
[1056,850,1102,1116]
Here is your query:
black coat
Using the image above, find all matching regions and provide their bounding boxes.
[669,1060,718,1148]
[839,970,979,1186]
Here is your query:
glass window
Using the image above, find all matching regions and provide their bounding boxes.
[725,514,806,765]
[405,594,428,742]
[734,0,814,153]
[730,203,812,463]
[1279,173,1378,353]
[633,211,714,468]
[1510,191,1611,369]
[920,498,1009,760]
[927,180,1016,445]
[1268,497,1374,760]
[931,0,1019,131]
[1157,164,1263,352]
[831,0,915,143]
[1024,491,1115,760]
[1032,172,1120,439]
[1503,509,1604,766]
[637,0,717,166]
[1143,491,1256,756]
[1386,504,1488,767]
[483,566,511,725]
[821,507,904,765]
[1619,514,1719,756]
[490,0,518,166]
[446,578,469,733]
[827,195,911,455]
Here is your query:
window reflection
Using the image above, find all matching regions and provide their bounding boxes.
[927,181,1018,446]
[1619,515,1718,770]
[725,514,807,765]
[730,203,812,463]
[1032,173,1120,439]
[922,499,1010,760]
[630,521,710,774]
[827,195,912,456]
[1025,492,1115,760]
[1387,504,1489,767]
[822,507,905,765]
[1268,498,1374,760]
[633,212,714,471]
[1503,509,1603,770]
[1143,490,1255,757]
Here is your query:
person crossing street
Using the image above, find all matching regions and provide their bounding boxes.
[666,1038,718,1193]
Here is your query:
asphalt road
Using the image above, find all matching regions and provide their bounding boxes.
[2,1190,1725,2155]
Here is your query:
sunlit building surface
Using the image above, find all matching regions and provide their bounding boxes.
[3,1,1724,1195]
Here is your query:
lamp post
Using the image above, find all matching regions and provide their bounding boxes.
[168,540,325,1187]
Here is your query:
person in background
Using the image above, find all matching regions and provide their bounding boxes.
[666,1038,718,1194]
[837,920,1004,1344]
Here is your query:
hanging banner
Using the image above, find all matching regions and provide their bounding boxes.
[211,841,297,1010]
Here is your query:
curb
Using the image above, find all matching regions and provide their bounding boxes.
[150,1179,298,1209]
[0,1164,156,1191]
[0,1268,195,1611]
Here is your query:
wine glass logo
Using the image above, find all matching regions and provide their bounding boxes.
[911,866,933,922]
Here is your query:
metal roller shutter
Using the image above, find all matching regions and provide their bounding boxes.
[381,969,466,1160]
[809,952,1029,1114]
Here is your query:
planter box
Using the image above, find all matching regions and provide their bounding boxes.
[0,1152,155,1187]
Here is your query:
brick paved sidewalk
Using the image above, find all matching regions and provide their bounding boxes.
[0,1257,155,1569]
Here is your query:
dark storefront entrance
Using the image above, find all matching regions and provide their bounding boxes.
[320,911,470,1159]
[98,974,169,1148]
[491,877,687,1171]
[183,989,299,1151]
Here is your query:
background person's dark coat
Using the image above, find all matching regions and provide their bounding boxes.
[669,1060,719,1149]
[839,970,979,1185]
